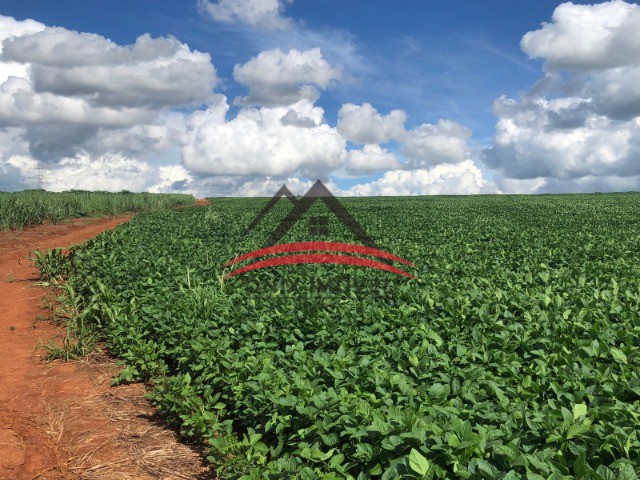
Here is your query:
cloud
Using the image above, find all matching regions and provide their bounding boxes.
[232,176,315,196]
[337,103,471,169]
[181,93,473,180]
[484,1,640,193]
[233,48,341,106]
[0,15,44,84]
[2,29,217,109]
[0,126,28,159]
[0,76,152,128]
[493,175,547,194]
[0,161,28,191]
[337,103,406,144]
[0,15,217,164]
[3,151,151,192]
[0,15,44,46]
[84,122,183,156]
[280,109,317,128]
[521,0,640,71]
[341,161,490,196]
[535,173,640,193]
[149,171,321,198]
[149,164,195,194]
[182,97,346,177]
[265,26,368,77]
[519,1,640,122]
[494,171,640,194]
[49,153,152,191]
[198,0,368,77]
[198,0,292,31]
[400,120,471,168]
[0,13,486,196]
[346,144,400,174]
[484,96,640,180]
[0,127,31,191]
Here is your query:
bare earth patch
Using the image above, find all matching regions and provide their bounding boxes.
[0,212,213,480]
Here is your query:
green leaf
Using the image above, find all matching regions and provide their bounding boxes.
[409,448,431,476]
[447,432,460,448]
[610,347,628,364]
[567,421,592,439]
[572,403,587,420]
[428,382,450,400]
[618,463,638,480]
[425,329,444,347]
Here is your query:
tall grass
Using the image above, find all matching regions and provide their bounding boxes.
[0,189,194,230]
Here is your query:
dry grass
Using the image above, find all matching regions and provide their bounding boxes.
[42,400,73,445]
[31,351,214,480]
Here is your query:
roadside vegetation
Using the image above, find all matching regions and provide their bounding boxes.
[0,189,194,230]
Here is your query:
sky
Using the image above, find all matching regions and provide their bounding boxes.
[1,0,640,196]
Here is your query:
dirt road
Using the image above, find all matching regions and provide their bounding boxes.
[0,214,210,479]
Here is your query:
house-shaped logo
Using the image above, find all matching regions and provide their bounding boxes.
[224,180,415,279]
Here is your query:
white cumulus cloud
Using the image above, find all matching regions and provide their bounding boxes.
[4,151,151,192]
[233,48,341,106]
[0,15,44,84]
[337,103,471,169]
[337,103,406,144]
[346,144,400,174]
[521,0,640,71]
[342,161,490,196]
[0,15,217,164]
[198,0,292,31]
[484,96,640,180]
[233,176,315,196]
[2,28,217,109]
[182,97,347,178]
[149,165,195,194]
[485,0,640,193]
[400,120,471,168]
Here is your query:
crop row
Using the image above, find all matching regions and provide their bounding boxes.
[49,195,640,478]
[0,189,194,230]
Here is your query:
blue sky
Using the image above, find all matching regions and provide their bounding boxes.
[1,1,640,195]
[1,0,548,134]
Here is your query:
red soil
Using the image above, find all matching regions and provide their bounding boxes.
[0,210,210,479]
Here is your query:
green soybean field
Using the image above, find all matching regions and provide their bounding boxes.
[44,194,640,479]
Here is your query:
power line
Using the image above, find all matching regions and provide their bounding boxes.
[23,165,52,190]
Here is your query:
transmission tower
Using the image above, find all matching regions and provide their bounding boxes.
[23,164,52,190]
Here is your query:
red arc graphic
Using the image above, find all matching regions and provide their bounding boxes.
[225,252,415,279]
[224,241,415,279]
